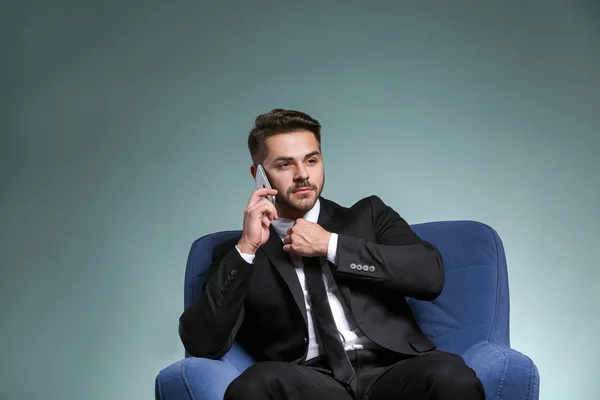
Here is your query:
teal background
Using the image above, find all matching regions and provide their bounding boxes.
[1,1,598,399]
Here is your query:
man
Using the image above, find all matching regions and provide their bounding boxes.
[179,109,485,399]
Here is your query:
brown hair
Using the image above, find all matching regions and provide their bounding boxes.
[248,109,322,164]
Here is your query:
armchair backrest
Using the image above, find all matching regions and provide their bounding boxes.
[183,221,510,356]
[410,221,510,354]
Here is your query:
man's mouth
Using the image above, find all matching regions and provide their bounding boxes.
[293,187,313,193]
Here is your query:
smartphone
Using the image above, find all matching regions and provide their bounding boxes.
[255,164,276,205]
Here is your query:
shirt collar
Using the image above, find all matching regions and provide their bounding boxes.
[271,199,320,237]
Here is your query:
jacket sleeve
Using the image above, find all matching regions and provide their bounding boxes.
[178,244,253,359]
[333,195,444,300]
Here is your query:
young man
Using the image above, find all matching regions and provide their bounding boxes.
[179,109,485,399]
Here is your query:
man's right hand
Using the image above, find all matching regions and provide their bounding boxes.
[237,187,279,255]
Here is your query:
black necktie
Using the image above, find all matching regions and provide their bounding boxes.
[303,256,355,385]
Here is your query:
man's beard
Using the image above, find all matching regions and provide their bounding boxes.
[276,176,324,213]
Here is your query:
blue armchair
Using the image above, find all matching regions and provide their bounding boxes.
[156,221,540,399]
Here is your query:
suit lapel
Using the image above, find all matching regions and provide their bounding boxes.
[318,198,353,306]
[317,196,339,230]
[259,197,351,324]
[260,225,308,323]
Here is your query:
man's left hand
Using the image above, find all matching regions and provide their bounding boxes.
[283,219,331,257]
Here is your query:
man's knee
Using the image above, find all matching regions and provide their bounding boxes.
[427,353,485,399]
[224,362,286,400]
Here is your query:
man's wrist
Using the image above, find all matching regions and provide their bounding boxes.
[237,239,257,255]
[326,232,338,264]
[322,232,333,257]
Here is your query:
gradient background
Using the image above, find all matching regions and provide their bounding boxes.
[1,1,598,399]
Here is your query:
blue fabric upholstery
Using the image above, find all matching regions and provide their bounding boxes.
[156,221,539,400]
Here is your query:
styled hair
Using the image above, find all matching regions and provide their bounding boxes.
[248,109,321,164]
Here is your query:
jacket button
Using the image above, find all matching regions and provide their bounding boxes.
[356,264,363,271]
[220,287,226,293]
[304,337,308,343]
[227,275,234,282]
[224,281,231,287]
[230,269,237,275]
[369,266,375,272]
[349,263,356,270]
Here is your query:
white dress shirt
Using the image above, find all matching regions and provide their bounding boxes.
[235,199,370,360]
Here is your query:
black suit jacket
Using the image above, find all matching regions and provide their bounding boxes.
[179,195,444,363]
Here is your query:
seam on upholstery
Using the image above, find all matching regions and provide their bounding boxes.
[427,323,491,340]
[525,356,534,400]
[188,237,201,307]
[446,264,496,270]
[180,359,196,400]
[489,341,509,400]
[224,357,244,374]
[157,376,164,400]
[159,376,189,383]
[484,224,502,343]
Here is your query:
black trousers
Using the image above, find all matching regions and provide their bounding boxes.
[224,349,485,400]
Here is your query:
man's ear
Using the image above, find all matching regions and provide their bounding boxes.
[250,164,257,179]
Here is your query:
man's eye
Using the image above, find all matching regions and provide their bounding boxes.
[279,162,290,168]
[307,159,317,164]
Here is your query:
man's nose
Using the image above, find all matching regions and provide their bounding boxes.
[294,165,309,181]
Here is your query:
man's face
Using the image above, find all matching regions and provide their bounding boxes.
[259,131,324,218]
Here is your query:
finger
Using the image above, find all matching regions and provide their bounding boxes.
[249,187,279,206]
[248,198,278,219]
[260,203,278,221]
[260,206,277,222]
[283,235,291,244]
[250,196,276,211]
[247,197,271,210]
[261,215,272,228]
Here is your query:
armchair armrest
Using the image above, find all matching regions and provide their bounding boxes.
[462,341,540,400]
[155,357,241,400]
[156,345,254,400]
